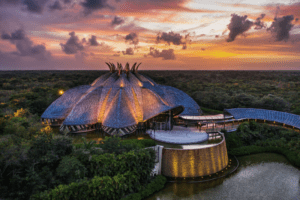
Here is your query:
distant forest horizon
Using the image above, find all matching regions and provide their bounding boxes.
[1,70,300,117]
[1,70,300,71]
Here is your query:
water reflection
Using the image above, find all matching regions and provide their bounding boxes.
[146,153,300,200]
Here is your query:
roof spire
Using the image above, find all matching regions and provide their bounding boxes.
[131,62,137,73]
[110,62,116,73]
[136,63,142,72]
[117,63,123,76]
[105,62,112,72]
[125,62,130,77]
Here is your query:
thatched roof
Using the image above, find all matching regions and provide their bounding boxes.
[41,63,201,129]
[225,108,300,129]
[41,85,91,119]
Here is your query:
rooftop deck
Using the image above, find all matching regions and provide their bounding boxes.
[146,125,208,144]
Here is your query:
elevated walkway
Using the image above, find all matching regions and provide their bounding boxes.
[225,108,300,129]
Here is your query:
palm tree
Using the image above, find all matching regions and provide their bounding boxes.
[81,137,96,150]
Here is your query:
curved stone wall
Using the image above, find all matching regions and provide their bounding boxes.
[161,134,228,178]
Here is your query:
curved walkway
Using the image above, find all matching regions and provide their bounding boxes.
[146,125,208,144]
[225,108,300,129]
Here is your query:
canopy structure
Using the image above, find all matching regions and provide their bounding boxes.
[41,62,202,135]
[224,108,300,129]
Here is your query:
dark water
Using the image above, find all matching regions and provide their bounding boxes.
[145,153,300,200]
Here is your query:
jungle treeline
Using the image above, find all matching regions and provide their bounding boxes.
[1,70,299,117]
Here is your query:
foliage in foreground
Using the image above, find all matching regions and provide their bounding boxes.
[0,133,73,199]
[224,122,300,167]
[0,130,157,200]
[32,148,156,200]
[73,137,157,153]
[32,171,139,200]
[225,121,300,152]
[120,175,167,200]
[228,146,300,168]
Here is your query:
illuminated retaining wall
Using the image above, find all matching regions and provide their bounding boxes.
[161,133,228,178]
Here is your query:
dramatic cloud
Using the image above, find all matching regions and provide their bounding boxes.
[81,0,112,15]
[122,47,134,55]
[148,47,175,60]
[0,0,49,13]
[60,32,84,54]
[49,0,63,11]
[117,0,211,14]
[156,32,189,49]
[1,29,51,59]
[0,0,21,5]
[23,0,48,13]
[111,16,125,26]
[89,35,99,46]
[254,14,266,30]
[1,29,26,40]
[227,14,254,42]
[157,31,182,45]
[267,15,295,42]
[125,32,139,45]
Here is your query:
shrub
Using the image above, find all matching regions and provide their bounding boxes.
[100,136,124,155]
[56,156,87,184]
[121,139,144,149]
[14,108,30,118]
[0,117,6,134]
[33,173,167,200]
[121,175,167,200]
[138,139,157,148]
[225,131,244,150]
[81,137,96,150]
[0,142,29,198]
[71,148,101,167]
[3,123,18,135]
[27,134,73,165]
[88,148,156,182]
[229,145,300,168]
[0,134,75,199]
[32,170,141,200]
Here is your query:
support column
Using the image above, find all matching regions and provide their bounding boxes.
[169,110,171,130]
[223,110,225,130]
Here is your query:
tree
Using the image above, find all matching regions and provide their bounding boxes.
[258,94,290,111]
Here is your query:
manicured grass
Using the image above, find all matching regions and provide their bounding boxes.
[200,107,223,115]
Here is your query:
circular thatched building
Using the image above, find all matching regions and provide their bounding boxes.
[41,63,202,135]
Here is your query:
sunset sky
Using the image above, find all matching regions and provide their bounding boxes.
[0,0,299,70]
